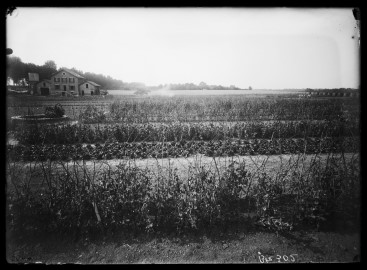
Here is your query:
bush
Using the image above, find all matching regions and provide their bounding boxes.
[79,105,107,123]
[253,156,360,231]
[44,103,65,118]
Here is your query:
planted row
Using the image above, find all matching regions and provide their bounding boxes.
[7,137,359,162]
[7,156,360,235]
[13,119,359,145]
[77,96,359,123]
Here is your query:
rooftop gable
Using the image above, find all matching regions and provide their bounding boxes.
[79,80,101,87]
[51,68,85,79]
[36,79,52,85]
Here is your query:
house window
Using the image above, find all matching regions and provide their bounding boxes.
[86,83,89,88]
[55,85,60,90]
[62,78,67,83]
[69,85,75,90]
[62,72,66,76]
[43,82,46,87]
[54,77,60,82]
[69,78,75,83]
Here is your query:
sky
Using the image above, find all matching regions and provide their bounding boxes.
[6,8,360,89]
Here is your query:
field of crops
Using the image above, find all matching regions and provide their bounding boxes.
[7,95,359,123]
[6,94,360,238]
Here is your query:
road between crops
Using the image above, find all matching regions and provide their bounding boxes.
[7,152,359,194]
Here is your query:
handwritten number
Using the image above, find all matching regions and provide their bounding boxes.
[260,254,297,263]
[265,256,273,263]
[289,254,298,262]
[258,255,265,263]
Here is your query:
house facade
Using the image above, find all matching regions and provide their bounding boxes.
[36,68,101,96]
[36,79,52,95]
[50,69,86,96]
[79,81,101,96]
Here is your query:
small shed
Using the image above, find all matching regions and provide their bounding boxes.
[36,79,52,95]
[79,81,101,96]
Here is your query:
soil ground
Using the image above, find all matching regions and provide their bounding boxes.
[6,226,360,264]
[7,153,359,194]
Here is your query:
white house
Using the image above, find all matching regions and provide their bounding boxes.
[78,81,101,96]
[35,68,101,96]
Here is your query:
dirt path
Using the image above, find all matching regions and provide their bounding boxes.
[6,152,359,195]
[8,152,359,179]
[6,229,360,264]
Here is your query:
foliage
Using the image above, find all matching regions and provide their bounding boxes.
[76,97,359,123]
[7,56,57,85]
[5,160,255,234]
[44,104,65,118]
[6,155,359,236]
[78,105,107,123]
[6,137,359,162]
[6,94,360,237]
[253,155,360,231]
[13,119,359,145]
[8,96,359,124]
[164,82,241,90]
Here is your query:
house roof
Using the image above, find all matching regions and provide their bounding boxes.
[36,79,52,85]
[79,80,101,87]
[51,68,85,79]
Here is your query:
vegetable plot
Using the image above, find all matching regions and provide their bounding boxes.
[12,120,359,145]
[7,137,359,162]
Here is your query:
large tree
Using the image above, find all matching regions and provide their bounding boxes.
[199,81,208,89]
[44,60,57,70]
[7,56,26,85]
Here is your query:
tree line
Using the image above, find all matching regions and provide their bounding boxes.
[6,56,246,90]
[162,82,243,90]
[7,56,58,86]
[6,56,126,90]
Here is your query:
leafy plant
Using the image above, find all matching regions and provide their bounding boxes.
[44,103,65,118]
[79,105,107,123]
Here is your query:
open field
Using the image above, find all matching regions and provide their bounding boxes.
[7,94,359,123]
[107,89,306,96]
[6,92,360,263]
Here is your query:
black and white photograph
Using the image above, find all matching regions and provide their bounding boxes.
[6,7,360,263]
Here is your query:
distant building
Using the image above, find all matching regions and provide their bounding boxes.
[79,81,101,96]
[35,68,101,96]
[36,79,52,95]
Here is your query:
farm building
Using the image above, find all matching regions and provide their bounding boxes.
[51,69,85,96]
[36,68,101,96]
[35,79,52,95]
[79,81,101,96]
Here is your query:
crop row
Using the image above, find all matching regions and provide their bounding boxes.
[7,137,359,162]
[13,119,359,145]
[8,96,359,124]
[78,96,359,123]
[7,154,360,235]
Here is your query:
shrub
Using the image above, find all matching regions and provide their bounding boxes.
[79,105,107,123]
[44,103,65,118]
